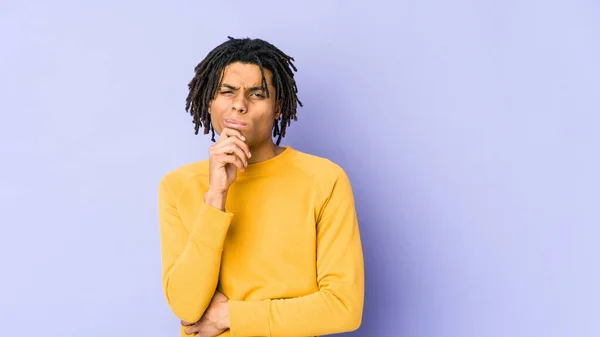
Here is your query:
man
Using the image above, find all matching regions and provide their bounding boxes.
[158,36,364,337]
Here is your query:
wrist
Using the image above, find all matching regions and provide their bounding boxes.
[219,301,230,330]
[204,189,227,211]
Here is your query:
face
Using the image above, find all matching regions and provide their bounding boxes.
[208,62,280,148]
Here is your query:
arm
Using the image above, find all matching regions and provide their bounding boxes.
[158,177,233,323]
[227,170,365,336]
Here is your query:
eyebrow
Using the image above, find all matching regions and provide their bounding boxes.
[220,83,265,91]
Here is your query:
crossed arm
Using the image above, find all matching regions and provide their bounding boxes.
[158,172,364,336]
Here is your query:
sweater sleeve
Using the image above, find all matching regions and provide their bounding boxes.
[158,177,233,323]
[227,170,365,336]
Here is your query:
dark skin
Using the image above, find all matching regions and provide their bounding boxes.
[210,62,284,163]
[181,291,228,336]
[182,62,284,336]
[203,62,284,210]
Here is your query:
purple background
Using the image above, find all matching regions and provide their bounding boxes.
[1,1,599,336]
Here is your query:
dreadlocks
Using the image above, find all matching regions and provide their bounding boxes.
[185,36,303,145]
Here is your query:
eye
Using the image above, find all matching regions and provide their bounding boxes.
[251,92,265,98]
[220,91,234,96]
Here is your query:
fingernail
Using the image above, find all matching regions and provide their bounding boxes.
[248,152,252,158]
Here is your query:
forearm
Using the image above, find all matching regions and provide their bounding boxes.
[204,190,227,211]
[162,235,224,323]
[160,195,233,323]
[228,283,363,337]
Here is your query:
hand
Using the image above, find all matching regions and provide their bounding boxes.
[182,291,230,337]
[207,127,251,194]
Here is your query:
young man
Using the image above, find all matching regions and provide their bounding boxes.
[158,37,364,337]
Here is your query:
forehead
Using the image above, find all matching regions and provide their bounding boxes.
[220,62,273,87]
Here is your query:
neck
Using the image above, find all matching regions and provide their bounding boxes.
[248,141,285,164]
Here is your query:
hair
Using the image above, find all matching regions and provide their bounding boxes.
[184,36,303,145]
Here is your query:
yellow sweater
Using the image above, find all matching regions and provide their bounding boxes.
[157,146,364,337]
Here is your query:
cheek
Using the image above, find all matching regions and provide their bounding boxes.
[207,103,223,133]
[210,96,231,111]
[255,114,276,134]
[209,100,226,119]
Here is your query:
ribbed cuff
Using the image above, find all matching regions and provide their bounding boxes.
[189,202,233,250]
[228,299,271,337]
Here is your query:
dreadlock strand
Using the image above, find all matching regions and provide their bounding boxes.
[252,54,270,99]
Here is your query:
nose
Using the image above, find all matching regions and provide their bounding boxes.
[232,94,248,114]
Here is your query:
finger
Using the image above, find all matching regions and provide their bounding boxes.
[197,330,212,337]
[212,136,251,158]
[211,143,248,168]
[217,144,248,166]
[185,320,203,335]
[184,325,196,335]
[217,128,245,143]
[181,320,193,326]
[216,154,246,172]
[211,140,250,164]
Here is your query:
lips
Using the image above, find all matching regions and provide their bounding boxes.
[224,119,247,128]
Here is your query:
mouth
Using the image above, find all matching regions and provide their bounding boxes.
[224,119,248,129]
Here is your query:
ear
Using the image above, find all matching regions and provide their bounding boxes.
[274,103,282,119]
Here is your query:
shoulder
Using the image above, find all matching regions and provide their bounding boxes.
[287,148,351,191]
[158,159,210,195]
